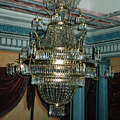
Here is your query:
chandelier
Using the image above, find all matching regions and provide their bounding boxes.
[6,0,114,117]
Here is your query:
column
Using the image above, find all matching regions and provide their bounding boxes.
[70,87,85,120]
[96,64,108,120]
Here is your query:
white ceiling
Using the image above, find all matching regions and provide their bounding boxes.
[79,0,120,14]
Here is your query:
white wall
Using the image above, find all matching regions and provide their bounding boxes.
[78,0,120,14]
[90,0,120,14]
[77,0,91,10]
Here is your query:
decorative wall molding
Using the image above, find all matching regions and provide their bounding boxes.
[86,30,120,43]
[0,25,31,35]
[1,32,120,58]
[0,8,120,58]
[0,24,120,57]
[86,38,120,58]
[0,33,30,52]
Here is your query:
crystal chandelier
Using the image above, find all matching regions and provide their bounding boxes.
[6,0,114,117]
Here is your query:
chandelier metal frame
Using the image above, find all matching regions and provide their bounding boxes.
[6,0,114,117]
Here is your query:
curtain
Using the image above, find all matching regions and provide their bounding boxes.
[0,67,29,117]
[85,79,96,120]
[108,73,120,120]
[0,66,103,119]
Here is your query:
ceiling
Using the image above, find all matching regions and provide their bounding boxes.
[0,0,120,32]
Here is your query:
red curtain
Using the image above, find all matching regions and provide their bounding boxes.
[108,73,120,120]
[85,79,96,120]
[0,67,29,117]
[85,73,120,120]
[2,66,120,120]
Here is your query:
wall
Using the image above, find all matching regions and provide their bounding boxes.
[78,0,91,10]
[0,51,59,120]
[0,51,19,67]
[111,57,120,73]
[0,1,120,120]
[78,0,120,14]
[90,0,120,13]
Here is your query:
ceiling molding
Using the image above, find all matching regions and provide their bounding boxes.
[0,0,120,30]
